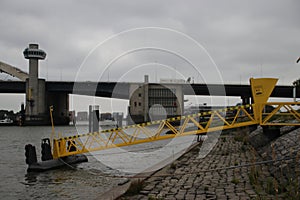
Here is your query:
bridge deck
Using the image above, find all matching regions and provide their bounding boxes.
[0,81,298,98]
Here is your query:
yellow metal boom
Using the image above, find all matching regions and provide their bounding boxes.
[51,78,300,159]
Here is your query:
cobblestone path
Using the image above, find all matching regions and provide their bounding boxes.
[124,135,258,200]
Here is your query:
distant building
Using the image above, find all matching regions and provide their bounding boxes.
[127,75,184,124]
[77,111,88,121]
[100,113,113,121]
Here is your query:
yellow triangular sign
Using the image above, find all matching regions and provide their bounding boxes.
[250,78,278,121]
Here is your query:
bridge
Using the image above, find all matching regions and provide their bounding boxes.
[0,61,29,81]
[1,79,298,126]
[0,80,298,99]
[0,44,299,125]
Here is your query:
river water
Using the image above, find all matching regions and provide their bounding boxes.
[0,125,197,199]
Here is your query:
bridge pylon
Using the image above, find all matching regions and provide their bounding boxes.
[22,44,49,124]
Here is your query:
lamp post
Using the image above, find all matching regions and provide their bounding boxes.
[293,57,300,101]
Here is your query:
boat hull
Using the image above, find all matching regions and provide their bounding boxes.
[27,154,88,172]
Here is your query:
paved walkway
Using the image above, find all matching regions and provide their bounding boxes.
[123,134,258,200]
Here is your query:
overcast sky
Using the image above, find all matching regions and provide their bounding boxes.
[0,0,300,112]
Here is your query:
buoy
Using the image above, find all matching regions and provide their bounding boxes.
[41,138,53,161]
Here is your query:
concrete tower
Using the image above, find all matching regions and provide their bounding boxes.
[23,44,46,116]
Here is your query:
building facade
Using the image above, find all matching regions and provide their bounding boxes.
[128,75,184,124]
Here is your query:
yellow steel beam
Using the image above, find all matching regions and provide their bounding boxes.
[53,104,259,158]
[51,78,300,158]
[260,102,300,125]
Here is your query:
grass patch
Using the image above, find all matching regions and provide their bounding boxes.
[148,195,164,200]
[249,167,259,186]
[231,177,240,185]
[266,177,277,195]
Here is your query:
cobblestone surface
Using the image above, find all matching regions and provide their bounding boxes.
[120,126,300,200]
[123,133,258,200]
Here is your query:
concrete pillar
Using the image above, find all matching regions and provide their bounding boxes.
[38,79,46,115]
[46,92,69,124]
[93,106,99,132]
[144,75,149,122]
[118,113,123,127]
[25,78,46,116]
[115,112,123,127]
[88,105,99,132]
[89,105,93,133]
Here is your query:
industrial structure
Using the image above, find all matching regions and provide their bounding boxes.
[128,75,183,124]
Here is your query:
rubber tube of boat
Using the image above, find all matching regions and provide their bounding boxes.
[25,144,37,165]
[41,138,53,161]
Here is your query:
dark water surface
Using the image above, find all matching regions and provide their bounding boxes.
[0,126,126,199]
[0,125,196,199]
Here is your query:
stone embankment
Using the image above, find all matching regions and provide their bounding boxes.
[119,126,300,200]
[250,126,300,198]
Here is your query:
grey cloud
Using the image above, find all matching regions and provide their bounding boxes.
[0,0,299,84]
